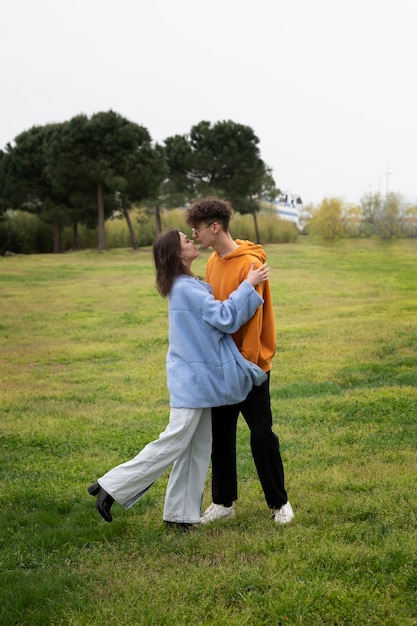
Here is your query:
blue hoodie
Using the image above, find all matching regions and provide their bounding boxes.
[166,275,267,408]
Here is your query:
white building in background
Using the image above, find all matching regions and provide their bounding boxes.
[274,192,305,230]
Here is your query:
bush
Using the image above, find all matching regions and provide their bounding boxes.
[61,224,98,250]
[230,212,298,243]
[0,211,53,254]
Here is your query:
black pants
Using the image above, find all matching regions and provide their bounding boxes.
[211,372,288,509]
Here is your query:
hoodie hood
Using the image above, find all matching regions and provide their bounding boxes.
[221,239,267,264]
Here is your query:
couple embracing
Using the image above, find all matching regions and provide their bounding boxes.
[88,197,293,528]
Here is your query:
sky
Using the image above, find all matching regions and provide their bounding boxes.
[1,0,416,206]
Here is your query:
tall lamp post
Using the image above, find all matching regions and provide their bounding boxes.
[378,163,392,199]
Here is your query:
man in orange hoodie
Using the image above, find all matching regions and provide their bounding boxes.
[186,196,294,524]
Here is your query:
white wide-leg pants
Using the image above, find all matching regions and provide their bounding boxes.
[98,407,212,524]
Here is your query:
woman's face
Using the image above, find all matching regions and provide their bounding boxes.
[179,232,199,263]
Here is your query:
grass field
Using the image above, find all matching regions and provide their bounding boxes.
[1,238,416,625]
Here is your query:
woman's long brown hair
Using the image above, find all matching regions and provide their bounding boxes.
[152,229,193,297]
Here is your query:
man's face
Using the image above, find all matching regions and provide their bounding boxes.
[191,221,217,249]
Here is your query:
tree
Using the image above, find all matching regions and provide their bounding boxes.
[309,197,345,240]
[117,141,167,248]
[46,111,163,250]
[342,203,363,238]
[360,191,382,236]
[0,150,7,216]
[1,124,71,252]
[375,192,402,240]
[163,120,275,240]
[400,203,417,237]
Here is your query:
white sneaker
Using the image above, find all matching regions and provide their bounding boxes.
[200,503,235,524]
[273,501,294,524]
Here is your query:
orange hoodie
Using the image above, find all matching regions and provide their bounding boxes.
[206,239,276,372]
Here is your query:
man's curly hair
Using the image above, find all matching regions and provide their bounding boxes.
[185,196,233,230]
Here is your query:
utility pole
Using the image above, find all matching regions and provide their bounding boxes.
[378,163,392,199]
[385,163,392,198]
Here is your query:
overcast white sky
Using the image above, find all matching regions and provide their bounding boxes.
[1,0,416,205]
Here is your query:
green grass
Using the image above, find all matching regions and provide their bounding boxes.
[1,239,416,625]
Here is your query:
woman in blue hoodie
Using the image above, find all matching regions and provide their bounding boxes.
[88,229,269,527]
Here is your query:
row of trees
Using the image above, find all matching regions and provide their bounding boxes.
[307,193,417,240]
[0,111,277,253]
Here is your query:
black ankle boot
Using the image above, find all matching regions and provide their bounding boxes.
[87,482,100,496]
[88,482,114,523]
